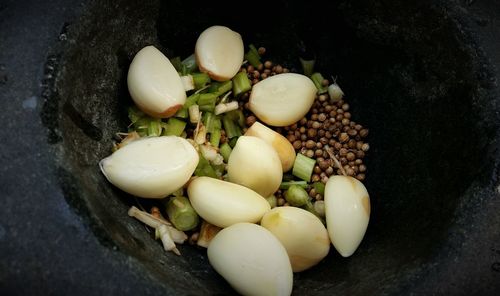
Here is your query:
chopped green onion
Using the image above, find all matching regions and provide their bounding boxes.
[232,72,252,97]
[279,180,308,190]
[266,195,277,208]
[180,75,195,91]
[228,136,239,148]
[192,72,211,89]
[303,200,325,223]
[311,72,328,94]
[222,114,242,139]
[220,143,232,162]
[170,56,182,72]
[128,106,144,124]
[163,117,186,136]
[188,105,200,124]
[194,124,207,144]
[225,109,245,128]
[175,107,188,118]
[185,93,200,108]
[312,181,325,195]
[245,44,262,68]
[198,93,217,112]
[215,101,239,115]
[215,80,233,97]
[300,58,315,77]
[210,129,221,147]
[147,119,162,137]
[166,196,199,231]
[181,54,197,74]
[292,153,316,182]
[284,185,309,207]
[203,112,221,134]
[194,153,218,178]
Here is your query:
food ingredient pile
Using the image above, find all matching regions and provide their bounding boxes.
[99,25,371,296]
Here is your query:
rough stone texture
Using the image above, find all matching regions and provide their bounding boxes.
[1,0,500,295]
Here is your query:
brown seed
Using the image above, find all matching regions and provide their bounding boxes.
[343,125,350,132]
[257,63,264,71]
[314,165,321,174]
[264,69,271,74]
[315,149,323,157]
[264,60,273,69]
[336,114,344,121]
[322,79,329,86]
[325,131,332,139]
[325,166,334,175]
[321,176,329,184]
[339,148,348,156]
[293,140,302,150]
[318,130,325,137]
[258,47,266,55]
[339,133,349,143]
[337,109,344,114]
[260,73,268,79]
[320,137,328,145]
[318,113,327,122]
[359,164,367,172]
[252,78,259,85]
[348,139,357,149]
[289,123,297,130]
[294,130,301,138]
[311,113,318,120]
[287,134,296,142]
[316,142,323,149]
[278,198,285,206]
[244,102,250,110]
[309,188,317,198]
[342,118,350,126]
[275,65,283,73]
[334,142,342,150]
[283,68,290,73]
[345,167,355,176]
[246,115,257,127]
[348,129,358,137]
[312,174,321,182]
[329,139,336,146]
[300,117,307,125]
[307,128,317,138]
[362,143,370,151]
[356,141,364,150]
[344,112,351,119]
[346,152,356,161]
[356,173,366,181]
[302,141,306,148]
[329,110,337,117]
[319,160,330,170]
[306,120,313,128]
[312,121,321,129]
[253,70,260,79]
[325,105,333,112]
[356,150,365,158]
[355,159,363,165]
[359,129,369,138]
[247,65,255,72]
[355,124,363,131]
[300,134,307,141]
[305,140,315,149]
[342,103,350,111]
[316,193,323,200]
[319,94,328,102]
[306,149,314,158]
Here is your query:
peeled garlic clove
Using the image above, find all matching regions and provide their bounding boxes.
[100,136,198,198]
[244,122,296,172]
[187,177,270,228]
[261,207,330,272]
[249,73,316,126]
[324,175,370,257]
[227,136,282,198]
[195,26,244,81]
[208,223,293,296]
[127,46,187,118]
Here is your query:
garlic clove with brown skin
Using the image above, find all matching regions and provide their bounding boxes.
[127,46,187,118]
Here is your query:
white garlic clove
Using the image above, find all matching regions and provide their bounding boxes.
[195,26,244,81]
[127,46,187,118]
[244,122,296,172]
[100,136,198,198]
[208,223,293,296]
[227,136,283,198]
[249,73,316,126]
[187,177,270,228]
[324,175,370,257]
[261,207,330,272]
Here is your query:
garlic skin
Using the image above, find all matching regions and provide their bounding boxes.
[187,177,270,228]
[195,26,244,81]
[99,136,198,198]
[261,207,330,272]
[227,136,283,198]
[128,46,187,118]
[249,73,316,126]
[208,223,293,296]
[244,122,296,172]
[324,175,370,257]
